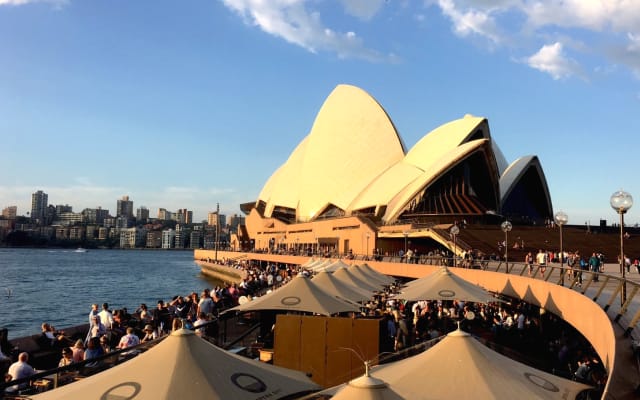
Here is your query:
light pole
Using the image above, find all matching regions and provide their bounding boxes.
[450,225,459,267]
[610,190,633,305]
[501,221,512,273]
[366,232,371,259]
[402,231,409,261]
[554,211,568,285]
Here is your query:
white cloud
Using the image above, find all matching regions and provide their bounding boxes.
[437,0,503,45]
[339,0,385,21]
[0,0,67,6]
[221,0,392,62]
[526,42,580,80]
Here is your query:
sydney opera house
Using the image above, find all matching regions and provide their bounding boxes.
[238,84,553,257]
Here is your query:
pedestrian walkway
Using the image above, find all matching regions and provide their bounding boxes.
[488,261,640,399]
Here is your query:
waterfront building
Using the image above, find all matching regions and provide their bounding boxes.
[116,195,134,219]
[162,229,175,249]
[119,227,146,248]
[238,84,553,257]
[98,227,109,241]
[146,230,162,248]
[2,205,17,219]
[68,226,85,241]
[55,226,69,240]
[85,224,98,240]
[30,190,48,226]
[189,230,202,249]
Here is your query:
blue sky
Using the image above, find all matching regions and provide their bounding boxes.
[1,0,639,225]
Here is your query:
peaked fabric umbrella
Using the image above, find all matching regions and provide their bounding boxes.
[396,266,500,303]
[330,372,404,400]
[348,264,391,287]
[333,267,385,292]
[312,271,374,303]
[32,329,321,400]
[300,258,318,269]
[365,329,592,399]
[313,259,350,272]
[358,263,395,285]
[309,259,333,272]
[229,274,362,315]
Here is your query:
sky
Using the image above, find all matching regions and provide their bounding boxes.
[1,0,639,225]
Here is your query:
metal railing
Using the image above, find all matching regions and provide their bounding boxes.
[464,260,640,338]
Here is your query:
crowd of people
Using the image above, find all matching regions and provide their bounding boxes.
[3,254,613,396]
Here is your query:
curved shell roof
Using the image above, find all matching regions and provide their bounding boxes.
[383,139,495,222]
[254,84,551,224]
[258,84,405,221]
[500,155,552,212]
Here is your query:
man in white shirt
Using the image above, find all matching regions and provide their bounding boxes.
[7,352,35,392]
[98,303,114,331]
[118,327,140,349]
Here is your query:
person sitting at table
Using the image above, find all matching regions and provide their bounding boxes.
[6,352,35,393]
[83,337,104,370]
[71,339,85,363]
[58,347,74,368]
[117,327,140,349]
[40,323,72,349]
[141,325,157,343]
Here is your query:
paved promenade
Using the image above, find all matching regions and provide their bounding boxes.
[496,261,640,400]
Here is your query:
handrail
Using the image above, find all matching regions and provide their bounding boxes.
[467,259,640,338]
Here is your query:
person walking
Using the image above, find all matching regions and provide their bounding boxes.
[589,252,601,282]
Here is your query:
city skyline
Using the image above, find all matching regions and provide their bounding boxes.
[2,1,640,225]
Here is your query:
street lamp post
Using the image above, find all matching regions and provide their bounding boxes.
[366,232,371,259]
[403,231,409,261]
[554,211,568,285]
[610,190,633,305]
[500,221,512,273]
[450,225,460,267]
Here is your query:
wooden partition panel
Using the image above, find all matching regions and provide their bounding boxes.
[274,315,381,387]
[273,314,302,370]
[325,317,353,387]
[351,318,380,377]
[301,316,327,384]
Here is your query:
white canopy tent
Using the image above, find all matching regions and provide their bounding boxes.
[396,266,500,303]
[312,271,374,303]
[32,329,321,400]
[325,329,592,399]
[229,274,362,315]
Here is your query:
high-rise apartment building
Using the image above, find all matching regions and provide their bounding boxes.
[176,209,193,224]
[136,206,149,222]
[116,195,134,218]
[31,190,48,225]
[2,206,17,219]
[82,207,109,225]
[228,214,245,230]
[56,204,72,214]
[158,208,172,221]
[207,212,226,228]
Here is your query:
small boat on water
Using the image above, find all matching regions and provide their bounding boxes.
[73,248,88,253]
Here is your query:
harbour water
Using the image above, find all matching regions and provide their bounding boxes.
[0,248,215,339]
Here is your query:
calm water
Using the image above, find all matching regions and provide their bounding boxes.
[0,248,215,339]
